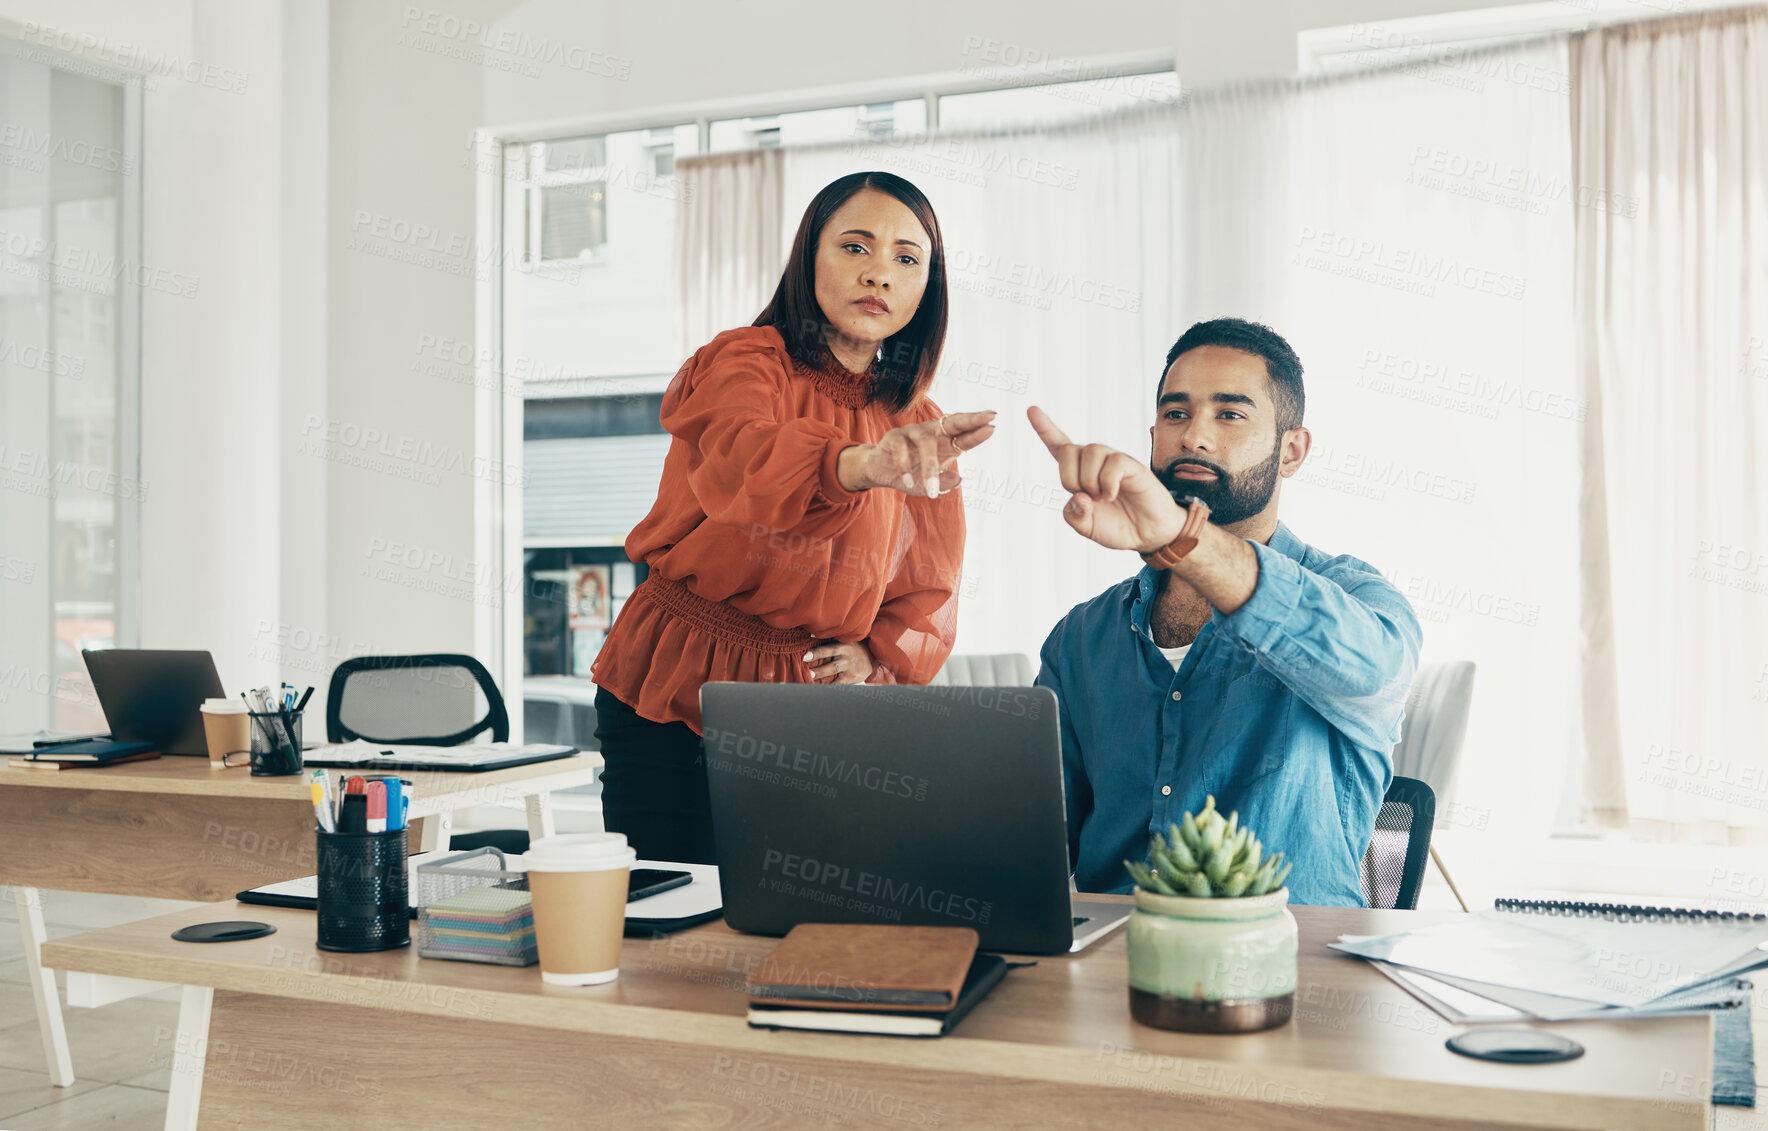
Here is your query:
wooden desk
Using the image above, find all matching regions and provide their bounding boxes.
[1,752,600,1090]
[41,901,1713,1131]
[0,753,601,899]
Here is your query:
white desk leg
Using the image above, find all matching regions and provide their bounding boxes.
[163,984,212,1131]
[525,791,556,842]
[15,886,74,1087]
[418,809,455,852]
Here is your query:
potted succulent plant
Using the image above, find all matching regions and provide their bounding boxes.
[1123,796,1298,1033]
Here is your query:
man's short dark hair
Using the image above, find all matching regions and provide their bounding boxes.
[1160,318,1305,434]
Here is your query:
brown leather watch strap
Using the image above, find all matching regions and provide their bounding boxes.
[1139,498,1212,571]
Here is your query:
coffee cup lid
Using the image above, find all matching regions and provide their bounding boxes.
[524,832,635,872]
[201,698,247,712]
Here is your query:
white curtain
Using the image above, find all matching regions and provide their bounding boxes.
[1572,10,1768,843]
[674,149,785,358]
[1276,43,1579,843]
[772,44,1579,845]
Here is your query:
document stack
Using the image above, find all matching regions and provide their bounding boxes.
[1332,898,1768,1021]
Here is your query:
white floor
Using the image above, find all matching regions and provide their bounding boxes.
[0,889,199,1130]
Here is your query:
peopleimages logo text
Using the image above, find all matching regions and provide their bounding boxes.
[761,850,993,925]
[704,727,930,801]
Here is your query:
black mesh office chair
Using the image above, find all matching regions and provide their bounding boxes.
[1359,776,1436,910]
[325,654,525,856]
[325,654,509,746]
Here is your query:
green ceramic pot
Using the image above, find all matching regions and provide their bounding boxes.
[1126,885,1297,1033]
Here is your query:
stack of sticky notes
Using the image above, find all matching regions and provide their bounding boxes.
[417,886,538,966]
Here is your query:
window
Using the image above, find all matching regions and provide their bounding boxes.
[938,72,1182,129]
[709,99,928,152]
[503,125,699,381]
[521,136,611,264]
[537,184,606,262]
[645,128,676,177]
[0,49,142,734]
[502,130,694,680]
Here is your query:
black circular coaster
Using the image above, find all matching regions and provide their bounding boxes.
[1447,1028,1585,1064]
[171,921,277,943]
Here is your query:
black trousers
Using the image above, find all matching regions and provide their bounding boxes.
[593,687,716,865]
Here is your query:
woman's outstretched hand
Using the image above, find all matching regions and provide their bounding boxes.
[836,411,997,498]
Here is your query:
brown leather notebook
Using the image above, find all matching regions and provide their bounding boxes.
[747,924,980,1014]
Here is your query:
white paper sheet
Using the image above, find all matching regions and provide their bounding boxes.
[1333,911,1768,1008]
[304,740,575,767]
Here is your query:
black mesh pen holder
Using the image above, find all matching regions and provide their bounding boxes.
[315,828,409,952]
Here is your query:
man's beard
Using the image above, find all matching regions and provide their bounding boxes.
[1153,440,1282,527]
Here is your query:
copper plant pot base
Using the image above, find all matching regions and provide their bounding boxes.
[1129,987,1294,1033]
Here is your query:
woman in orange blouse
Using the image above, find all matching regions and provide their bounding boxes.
[591,171,996,863]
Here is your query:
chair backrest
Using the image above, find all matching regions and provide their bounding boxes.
[927,653,1036,687]
[1360,775,1436,910]
[521,688,601,750]
[326,654,509,746]
[1392,660,1476,797]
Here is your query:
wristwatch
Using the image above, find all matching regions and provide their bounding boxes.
[1138,498,1212,570]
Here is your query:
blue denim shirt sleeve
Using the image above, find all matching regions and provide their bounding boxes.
[1035,625,1088,872]
[1213,540,1422,751]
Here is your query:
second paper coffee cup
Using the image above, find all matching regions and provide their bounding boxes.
[523,832,636,986]
[200,698,251,770]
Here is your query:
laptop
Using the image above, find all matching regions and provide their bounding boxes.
[82,649,225,756]
[702,682,1131,955]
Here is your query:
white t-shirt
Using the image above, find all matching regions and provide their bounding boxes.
[1157,643,1192,670]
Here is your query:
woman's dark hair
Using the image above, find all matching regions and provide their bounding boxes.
[755,171,948,415]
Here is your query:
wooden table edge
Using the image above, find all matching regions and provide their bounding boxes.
[0,751,601,799]
[38,934,1708,1131]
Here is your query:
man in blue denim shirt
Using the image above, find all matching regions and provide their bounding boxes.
[1030,318,1420,906]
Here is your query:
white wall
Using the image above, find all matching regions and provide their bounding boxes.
[321,0,521,683]
[137,0,285,687]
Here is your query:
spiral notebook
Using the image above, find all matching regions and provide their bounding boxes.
[1331,897,1768,1009]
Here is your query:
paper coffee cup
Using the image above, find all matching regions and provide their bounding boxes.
[523,833,635,986]
[200,698,251,770]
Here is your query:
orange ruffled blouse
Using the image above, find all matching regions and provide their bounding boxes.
[591,325,965,733]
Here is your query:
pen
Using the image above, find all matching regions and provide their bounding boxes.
[241,691,278,753]
[294,685,315,713]
[366,780,387,833]
[382,778,405,831]
[340,792,368,834]
[309,770,336,833]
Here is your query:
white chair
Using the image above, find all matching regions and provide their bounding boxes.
[927,653,1036,687]
[1391,660,1478,910]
